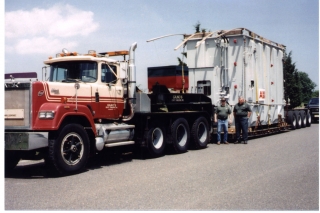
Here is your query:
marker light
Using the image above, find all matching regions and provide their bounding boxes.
[62,48,69,54]
[100,50,129,57]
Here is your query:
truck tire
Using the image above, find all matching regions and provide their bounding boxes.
[5,151,20,172]
[287,111,297,130]
[294,111,302,129]
[306,110,312,127]
[299,110,306,128]
[191,117,209,149]
[171,118,190,153]
[48,124,90,175]
[147,126,166,157]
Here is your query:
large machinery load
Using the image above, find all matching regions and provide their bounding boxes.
[186,28,287,136]
[148,28,312,137]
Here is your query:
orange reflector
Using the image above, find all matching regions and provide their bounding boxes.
[106,50,129,56]
[59,52,78,57]
[61,97,67,103]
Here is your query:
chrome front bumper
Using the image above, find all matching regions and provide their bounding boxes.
[5,132,48,150]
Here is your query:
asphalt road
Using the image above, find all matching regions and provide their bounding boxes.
[5,124,319,210]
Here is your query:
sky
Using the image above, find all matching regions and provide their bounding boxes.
[4,0,319,91]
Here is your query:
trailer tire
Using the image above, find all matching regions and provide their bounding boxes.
[171,118,190,153]
[147,126,166,157]
[191,117,209,149]
[294,111,302,129]
[299,110,306,128]
[306,110,312,127]
[287,111,297,130]
[48,124,90,175]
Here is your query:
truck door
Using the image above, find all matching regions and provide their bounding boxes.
[98,63,124,119]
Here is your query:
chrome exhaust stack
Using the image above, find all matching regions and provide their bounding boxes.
[122,42,137,121]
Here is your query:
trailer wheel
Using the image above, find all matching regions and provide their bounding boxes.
[191,117,209,149]
[147,126,166,157]
[294,111,302,129]
[306,110,312,127]
[287,111,297,130]
[5,151,20,172]
[171,118,190,153]
[299,110,306,128]
[48,124,90,175]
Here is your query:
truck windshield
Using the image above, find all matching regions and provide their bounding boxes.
[49,61,97,83]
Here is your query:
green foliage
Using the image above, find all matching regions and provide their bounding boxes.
[283,51,301,108]
[312,90,319,98]
[194,21,201,33]
[284,51,317,108]
[299,71,317,103]
[193,21,207,34]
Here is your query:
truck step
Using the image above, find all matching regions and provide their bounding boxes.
[105,141,135,147]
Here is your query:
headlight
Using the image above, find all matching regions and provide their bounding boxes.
[39,111,55,119]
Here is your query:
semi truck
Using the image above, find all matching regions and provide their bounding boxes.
[5,28,312,175]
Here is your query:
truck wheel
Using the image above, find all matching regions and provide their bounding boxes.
[48,124,90,175]
[191,117,209,149]
[299,110,306,128]
[306,110,312,127]
[294,111,302,129]
[287,111,297,130]
[171,118,190,153]
[147,126,166,157]
[5,151,20,172]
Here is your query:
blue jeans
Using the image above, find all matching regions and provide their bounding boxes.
[217,119,228,142]
[235,117,249,141]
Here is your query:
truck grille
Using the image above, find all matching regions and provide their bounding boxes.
[5,83,31,129]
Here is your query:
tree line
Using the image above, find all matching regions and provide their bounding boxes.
[283,51,318,108]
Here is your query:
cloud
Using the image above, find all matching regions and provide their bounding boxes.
[14,37,78,54]
[5,4,99,54]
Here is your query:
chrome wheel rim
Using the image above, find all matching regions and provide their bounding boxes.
[61,132,84,165]
[152,128,164,149]
[176,124,187,147]
[197,122,207,143]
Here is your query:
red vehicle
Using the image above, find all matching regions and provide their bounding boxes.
[5,43,212,175]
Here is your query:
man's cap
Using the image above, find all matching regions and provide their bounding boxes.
[221,97,226,101]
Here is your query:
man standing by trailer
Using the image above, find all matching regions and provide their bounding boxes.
[215,97,231,145]
[233,96,252,144]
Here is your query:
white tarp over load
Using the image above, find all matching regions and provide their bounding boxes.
[185,28,286,126]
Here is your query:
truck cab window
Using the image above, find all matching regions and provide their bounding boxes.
[49,61,97,83]
[101,64,117,84]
